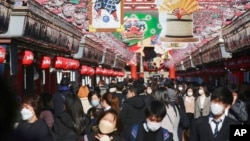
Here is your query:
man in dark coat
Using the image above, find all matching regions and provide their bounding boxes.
[120,86,146,132]
[189,87,240,141]
[52,77,72,116]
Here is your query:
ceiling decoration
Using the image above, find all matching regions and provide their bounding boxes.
[29,0,250,68]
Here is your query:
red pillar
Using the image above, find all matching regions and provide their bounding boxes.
[169,66,176,79]
[130,64,138,80]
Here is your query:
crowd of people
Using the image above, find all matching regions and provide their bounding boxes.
[1,76,250,141]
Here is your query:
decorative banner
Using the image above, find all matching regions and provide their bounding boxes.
[89,0,124,32]
[113,13,161,46]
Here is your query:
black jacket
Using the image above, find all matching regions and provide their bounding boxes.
[52,112,79,141]
[120,96,146,129]
[189,115,239,141]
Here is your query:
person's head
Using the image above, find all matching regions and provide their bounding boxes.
[177,82,185,92]
[167,88,177,102]
[98,80,106,87]
[65,94,88,135]
[88,91,101,107]
[210,87,233,118]
[198,84,210,97]
[133,80,145,94]
[116,82,124,92]
[109,83,117,94]
[144,100,166,132]
[126,86,138,98]
[186,86,194,97]
[154,87,170,106]
[101,93,119,112]
[97,109,122,134]
[20,94,39,123]
[111,78,116,84]
[38,92,52,111]
[146,85,153,95]
[227,83,239,97]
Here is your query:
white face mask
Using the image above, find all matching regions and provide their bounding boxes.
[210,103,225,116]
[98,120,116,134]
[20,108,33,121]
[178,87,183,91]
[198,89,204,95]
[147,89,152,94]
[146,119,161,132]
[187,92,193,96]
[91,99,100,107]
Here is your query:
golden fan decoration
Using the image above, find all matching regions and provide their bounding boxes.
[158,0,199,19]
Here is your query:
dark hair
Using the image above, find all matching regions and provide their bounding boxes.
[133,80,145,94]
[154,87,170,107]
[227,83,238,93]
[127,86,138,96]
[102,93,120,113]
[22,94,40,116]
[211,87,233,105]
[96,109,123,134]
[164,81,175,89]
[60,77,70,86]
[65,94,89,135]
[88,91,101,104]
[145,100,166,120]
[199,84,210,97]
[38,92,52,113]
[116,82,124,91]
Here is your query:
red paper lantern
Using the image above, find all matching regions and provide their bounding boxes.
[39,56,51,69]
[102,68,108,76]
[71,60,80,70]
[54,57,66,69]
[18,50,34,65]
[80,65,88,75]
[0,46,6,63]
[88,67,95,76]
[96,67,102,75]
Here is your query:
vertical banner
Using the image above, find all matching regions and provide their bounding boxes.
[89,0,124,32]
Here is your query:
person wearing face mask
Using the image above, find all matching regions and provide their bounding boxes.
[194,84,211,118]
[84,109,125,141]
[183,87,196,122]
[189,87,240,141]
[13,94,52,141]
[125,100,173,141]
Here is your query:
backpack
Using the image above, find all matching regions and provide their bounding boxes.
[131,124,171,141]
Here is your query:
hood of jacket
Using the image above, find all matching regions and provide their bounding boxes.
[124,96,145,110]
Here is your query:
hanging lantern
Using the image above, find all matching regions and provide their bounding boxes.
[71,60,80,70]
[0,46,6,63]
[39,56,51,69]
[88,67,95,76]
[54,57,66,69]
[80,65,88,75]
[18,50,34,65]
[102,68,108,76]
[96,67,102,75]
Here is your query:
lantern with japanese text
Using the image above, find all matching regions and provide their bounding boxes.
[39,56,51,85]
[18,50,34,89]
[0,46,6,63]
[18,50,34,65]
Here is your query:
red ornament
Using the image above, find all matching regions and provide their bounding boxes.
[54,57,66,69]
[80,65,88,75]
[71,60,80,70]
[0,46,6,63]
[39,56,51,69]
[18,50,34,65]
[88,67,95,76]
[96,67,102,75]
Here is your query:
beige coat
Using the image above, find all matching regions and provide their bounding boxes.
[194,95,211,118]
